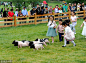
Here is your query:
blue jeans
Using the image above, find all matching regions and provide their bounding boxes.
[59,33,64,42]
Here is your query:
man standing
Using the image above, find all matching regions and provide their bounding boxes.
[2,8,8,25]
[22,6,28,23]
[29,7,36,23]
[63,3,68,13]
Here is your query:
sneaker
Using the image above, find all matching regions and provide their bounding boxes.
[74,44,76,46]
[62,45,66,47]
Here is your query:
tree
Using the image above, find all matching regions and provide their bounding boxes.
[11,0,47,9]
[65,0,86,3]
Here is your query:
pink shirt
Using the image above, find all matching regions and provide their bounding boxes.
[57,24,64,33]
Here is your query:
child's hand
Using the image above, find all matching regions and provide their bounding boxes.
[80,26,82,28]
[56,30,57,33]
[62,35,64,37]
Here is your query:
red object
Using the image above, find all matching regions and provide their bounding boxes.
[43,1,47,4]
[58,7,60,10]
[8,11,14,20]
[53,8,55,10]
[53,7,60,10]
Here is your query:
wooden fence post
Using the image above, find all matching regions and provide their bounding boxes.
[84,10,85,18]
[53,12,55,21]
[69,11,71,20]
[34,13,37,25]
[14,16,17,27]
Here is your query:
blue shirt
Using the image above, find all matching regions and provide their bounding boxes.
[22,9,28,16]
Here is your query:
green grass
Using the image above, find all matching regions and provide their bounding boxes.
[0,19,86,63]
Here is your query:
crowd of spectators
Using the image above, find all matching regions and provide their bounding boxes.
[1,1,86,25]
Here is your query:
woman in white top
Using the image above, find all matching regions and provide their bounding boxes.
[54,5,59,13]
[80,17,86,38]
[46,15,57,43]
[15,8,18,17]
[62,21,76,47]
[71,11,77,34]
[77,3,80,11]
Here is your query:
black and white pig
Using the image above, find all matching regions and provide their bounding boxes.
[29,42,44,50]
[35,38,50,44]
[12,40,30,48]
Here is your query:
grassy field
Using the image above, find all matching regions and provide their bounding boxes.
[0,19,86,63]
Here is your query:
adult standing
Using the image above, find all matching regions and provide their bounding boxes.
[22,6,28,23]
[80,3,83,11]
[29,7,36,23]
[8,9,14,25]
[36,4,41,15]
[68,3,71,11]
[82,2,84,11]
[49,6,53,14]
[18,9,23,24]
[73,3,77,12]
[36,4,41,22]
[15,8,18,17]
[2,8,8,25]
[54,5,60,13]
[63,3,68,13]
[54,5,60,20]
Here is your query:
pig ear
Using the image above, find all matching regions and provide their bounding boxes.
[35,38,38,41]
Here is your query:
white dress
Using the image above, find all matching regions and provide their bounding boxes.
[71,16,77,26]
[82,21,86,36]
[47,21,57,28]
[64,26,75,41]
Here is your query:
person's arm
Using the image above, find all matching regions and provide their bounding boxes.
[8,12,10,17]
[47,21,51,27]
[2,12,3,17]
[53,21,57,28]
[80,23,84,28]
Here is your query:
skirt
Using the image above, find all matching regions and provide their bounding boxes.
[82,26,86,36]
[64,32,75,41]
[46,27,57,37]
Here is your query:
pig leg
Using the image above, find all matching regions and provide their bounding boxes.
[20,45,22,48]
[18,45,20,48]
[36,48,38,50]
[41,47,43,50]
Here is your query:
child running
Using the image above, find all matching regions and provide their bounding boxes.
[80,17,86,38]
[46,15,57,43]
[71,11,77,34]
[56,19,64,42]
[62,21,76,47]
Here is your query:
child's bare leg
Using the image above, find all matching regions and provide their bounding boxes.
[51,37,54,43]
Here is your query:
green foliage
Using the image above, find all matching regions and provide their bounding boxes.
[11,0,44,9]
[66,0,86,3]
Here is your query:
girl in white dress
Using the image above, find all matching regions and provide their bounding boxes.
[62,21,76,47]
[46,15,57,43]
[71,11,77,34]
[80,17,86,38]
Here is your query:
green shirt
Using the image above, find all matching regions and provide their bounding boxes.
[63,5,68,12]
